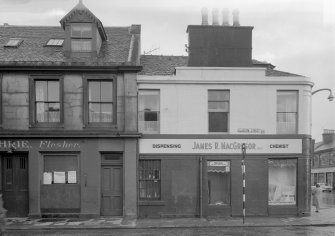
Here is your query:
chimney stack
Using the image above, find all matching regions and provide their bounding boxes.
[201,7,209,25]
[233,9,240,26]
[212,8,219,25]
[222,8,229,26]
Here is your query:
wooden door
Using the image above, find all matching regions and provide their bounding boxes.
[2,155,29,217]
[101,165,123,216]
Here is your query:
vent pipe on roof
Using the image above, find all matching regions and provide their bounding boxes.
[222,8,229,26]
[201,7,209,25]
[212,8,219,25]
[232,9,240,26]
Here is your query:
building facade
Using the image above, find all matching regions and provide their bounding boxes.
[311,129,335,189]
[0,1,140,218]
[137,10,313,218]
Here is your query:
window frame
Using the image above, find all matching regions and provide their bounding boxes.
[29,75,64,128]
[208,90,230,133]
[83,74,117,128]
[138,89,160,134]
[42,153,79,185]
[276,90,298,134]
[139,159,161,201]
[0,74,2,127]
[45,39,64,47]
[70,23,93,52]
[4,38,23,48]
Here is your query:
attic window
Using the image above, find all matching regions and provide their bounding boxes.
[4,38,23,48]
[46,39,64,46]
[71,23,92,52]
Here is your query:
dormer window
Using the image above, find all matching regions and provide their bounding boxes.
[71,23,92,52]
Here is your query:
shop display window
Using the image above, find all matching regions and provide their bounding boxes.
[207,161,230,205]
[268,159,296,205]
[139,160,161,200]
[43,155,78,184]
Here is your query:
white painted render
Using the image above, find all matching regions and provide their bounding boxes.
[138,67,314,135]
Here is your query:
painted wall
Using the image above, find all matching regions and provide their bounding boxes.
[138,67,313,135]
[1,72,138,132]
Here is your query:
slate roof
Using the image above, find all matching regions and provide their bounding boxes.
[139,55,303,77]
[0,25,140,67]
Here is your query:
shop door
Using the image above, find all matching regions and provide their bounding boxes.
[2,155,29,217]
[101,165,123,216]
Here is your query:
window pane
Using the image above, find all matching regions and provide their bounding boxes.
[71,25,82,37]
[71,40,92,52]
[207,161,230,205]
[48,81,59,101]
[139,160,161,200]
[208,101,229,111]
[268,159,296,205]
[89,82,100,102]
[277,113,296,134]
[208,90,229,101]
[89,103,101,122]
[209,112,228,132]
[138,90,160,111]
[277,91,297,112]
[48,103,60,122]
[81,25,92,37]
[36,81,47,101]
[36,102,48,122]
[101,103,113,122]
[101,81,113,102]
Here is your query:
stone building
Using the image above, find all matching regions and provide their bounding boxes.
[0,1,140,218]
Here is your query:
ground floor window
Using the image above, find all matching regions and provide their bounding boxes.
[43,154,78,184]
[268,159,296,205]
[207,161,230,205]
[139,160,161,200]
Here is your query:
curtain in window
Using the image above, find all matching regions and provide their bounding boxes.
[268,159,296,205]
[277,91,297,134]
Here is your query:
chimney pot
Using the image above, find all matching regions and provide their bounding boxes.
[3,23,9,27]
[212,8,219,25]
[232,9,240,26]
[222,8,229,26]
[201,7,209,25]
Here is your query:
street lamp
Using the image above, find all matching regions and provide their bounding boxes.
[312,88,334,101]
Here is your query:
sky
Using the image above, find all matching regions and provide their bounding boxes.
[0,0,334,142]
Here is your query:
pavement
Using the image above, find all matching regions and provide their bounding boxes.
[3,206,335,232]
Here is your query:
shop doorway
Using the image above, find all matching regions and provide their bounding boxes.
[100,154,123,216]
[2,155,29,217]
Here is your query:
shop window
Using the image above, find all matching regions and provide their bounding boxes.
[29,76,64,127]
[268,159,296,205]
[139,160,161,200]
[138,90,160,134]
[207,161,230,205]
[71,23,92,52]
[208,90,229,133]
[43,155,78,184]
[277,91,298,134]
[83,75,116,127]
[318,173,325,183]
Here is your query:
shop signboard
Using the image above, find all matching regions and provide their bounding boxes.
[140,139,302,154]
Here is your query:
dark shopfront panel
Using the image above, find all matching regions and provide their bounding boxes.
[138,155,305,218]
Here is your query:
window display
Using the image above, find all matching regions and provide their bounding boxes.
[268,159,296,205]
[207,161,230,205]
[43,155,78,184]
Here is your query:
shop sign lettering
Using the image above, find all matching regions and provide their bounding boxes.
[237,128,265,134]
[0,140,80,150]
[192,141,256,150]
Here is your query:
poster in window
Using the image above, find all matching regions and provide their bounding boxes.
[68,171,77,184]
[43,172,52,184]
[54,171,66,183]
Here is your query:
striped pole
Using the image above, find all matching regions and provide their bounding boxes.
[241,143,246,224]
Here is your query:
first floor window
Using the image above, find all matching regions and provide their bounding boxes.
[208,90,229,132]
[268,159,296,205]
[35,80,60,123]
[277,91,298,134]
[138,90,160,134]
[139,160,161,200]
[207,161,231,205]
[43,155,78,184]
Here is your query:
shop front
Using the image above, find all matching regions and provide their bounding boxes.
[138,137,311,218]
[0,137,137,218]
